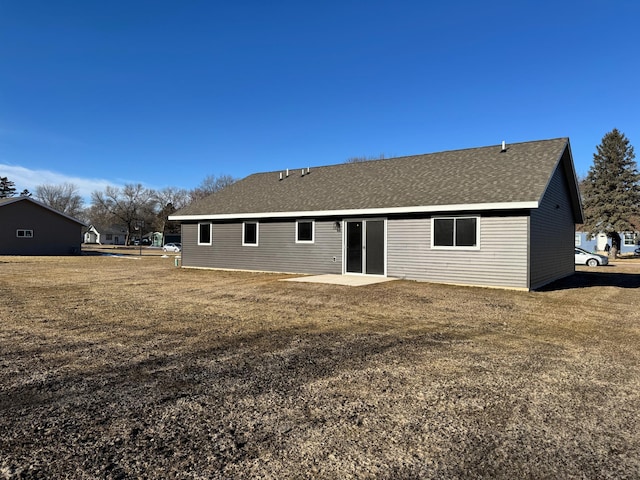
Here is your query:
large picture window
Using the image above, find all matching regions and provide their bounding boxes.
[243,222,259,246]
[432,217,479,249]
[296,220,314,243]
[198,223,212,245]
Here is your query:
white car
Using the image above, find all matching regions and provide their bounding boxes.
[163,242,182,253]
[575,247,608,267]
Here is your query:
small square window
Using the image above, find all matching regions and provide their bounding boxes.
[243,222,258,246]
[623,233,635,246]
[296,220,314,243]
[16,229,33,238]
[198,223,212,245]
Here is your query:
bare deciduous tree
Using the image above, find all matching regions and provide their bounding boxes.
[345,154,388,163]
[189,174,236,202]
[152,187,190,239]
[35,183,84,218]
[90,184,156,245]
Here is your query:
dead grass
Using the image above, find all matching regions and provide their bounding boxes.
[1,250,639,479]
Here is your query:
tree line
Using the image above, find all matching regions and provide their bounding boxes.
[0,174,235,245]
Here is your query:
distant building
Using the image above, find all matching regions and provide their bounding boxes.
[0,197,86,255]
[83,225,127,245]
[575,231,639,254]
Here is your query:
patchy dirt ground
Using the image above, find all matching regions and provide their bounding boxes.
[1,251,639,479]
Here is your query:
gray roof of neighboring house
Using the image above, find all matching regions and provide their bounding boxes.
[0,196,87,225]
[172,138,582,220]
[85,224,127,235]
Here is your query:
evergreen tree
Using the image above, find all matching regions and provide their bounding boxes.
[581,129,640,257]
[0,176,17,198]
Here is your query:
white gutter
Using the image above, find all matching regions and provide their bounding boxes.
[169,201,539,221]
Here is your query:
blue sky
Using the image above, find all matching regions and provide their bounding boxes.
[1,1,639,201]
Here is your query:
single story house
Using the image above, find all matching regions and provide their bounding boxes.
[83,225,127,245]
[0,197,86,255]
[575,231,639,254]
[170,138,583,290]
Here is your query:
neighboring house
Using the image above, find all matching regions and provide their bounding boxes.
[170,138,583,290]
[0,197,86,255]
[83,225,127,245]
[575,231,639,254]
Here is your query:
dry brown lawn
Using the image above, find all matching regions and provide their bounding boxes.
[1,248,639,479]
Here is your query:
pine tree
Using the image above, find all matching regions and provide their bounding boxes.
[0,176,17,198]
[581,129,640,257]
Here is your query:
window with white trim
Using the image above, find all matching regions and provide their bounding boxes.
[623,232,635,246]
[16,229,33,238]
[242,222,258,246]
[296,220,314,243]
[198,223,212,245]
[432,217,479,249]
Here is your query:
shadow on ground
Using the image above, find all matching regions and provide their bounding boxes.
[541,270,640,291]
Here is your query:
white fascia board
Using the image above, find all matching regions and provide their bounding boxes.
[169,201,538,221]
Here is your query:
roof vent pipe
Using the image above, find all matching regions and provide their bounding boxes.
[301,168,305,176]
[286,168,289,177]
[307,167,310,174]
[501,140,506,152]
[279,172,283,181]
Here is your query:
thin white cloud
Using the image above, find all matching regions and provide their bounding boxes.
[0,164,121,201]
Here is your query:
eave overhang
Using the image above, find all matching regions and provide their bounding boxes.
[169,201,539,221]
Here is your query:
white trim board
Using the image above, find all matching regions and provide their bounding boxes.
[169,201,539,221]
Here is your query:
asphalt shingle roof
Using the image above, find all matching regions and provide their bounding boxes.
[174,138,573,217]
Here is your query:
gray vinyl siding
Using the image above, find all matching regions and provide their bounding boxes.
[0,201,83,255]
[181,220,342,274]
[387,215,529,289]
[529,161,576,289]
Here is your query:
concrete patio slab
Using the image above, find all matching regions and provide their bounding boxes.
[281,274,397,286]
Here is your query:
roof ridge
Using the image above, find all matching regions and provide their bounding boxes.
[255,137,570,174]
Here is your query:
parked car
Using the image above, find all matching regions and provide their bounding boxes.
[575,247,608,267]
[163,242,182,253]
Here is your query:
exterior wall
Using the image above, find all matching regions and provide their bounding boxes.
[387,215,530,289]
[181,214,531,289]
[574,232,598,253]
[0,201,83,255]
[529,163,576,289]
[181,219,343,274]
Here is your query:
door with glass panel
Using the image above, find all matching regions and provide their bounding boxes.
[345,220,385,275]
